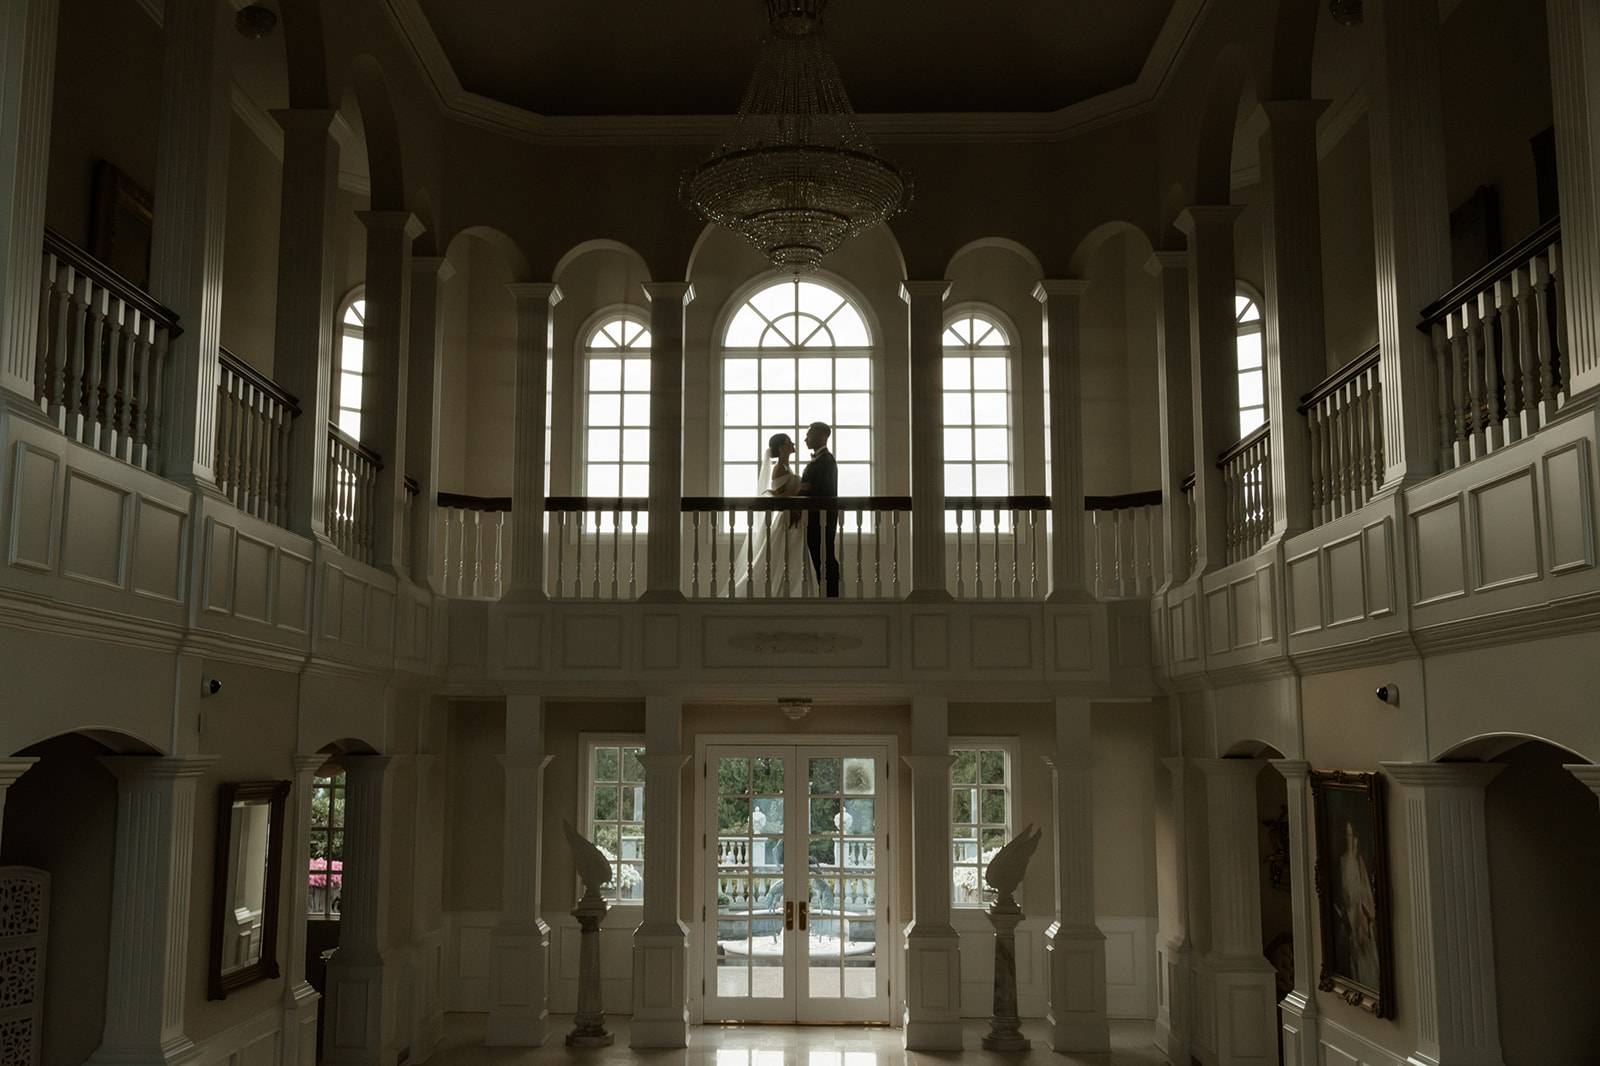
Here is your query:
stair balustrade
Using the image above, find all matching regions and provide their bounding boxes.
[35,228,180,472]
[945,495,1050,600]
[1300,345,1384,526]
[1219,424,1272,565]
[215,347,298,526]
[325,424,381,564]
[1422,216,1566,469]
[1085,491,1164,598]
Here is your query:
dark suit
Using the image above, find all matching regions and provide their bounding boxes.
[801,448,840,597]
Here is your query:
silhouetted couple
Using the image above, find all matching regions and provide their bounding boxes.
[745,421,841,598]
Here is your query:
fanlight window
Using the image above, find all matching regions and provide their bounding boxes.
[721,279,872,496]
[336,295,366,439]
[942,315,1012,522]
[584,316,653,507]
[1236,289,1265,437]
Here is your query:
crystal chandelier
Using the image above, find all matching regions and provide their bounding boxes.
[684,0,910,270]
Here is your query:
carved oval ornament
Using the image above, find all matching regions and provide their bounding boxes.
[726,630,864,655]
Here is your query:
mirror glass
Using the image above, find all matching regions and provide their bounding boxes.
[220,798,275,975]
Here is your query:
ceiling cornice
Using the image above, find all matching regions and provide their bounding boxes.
[384,0,1210,145]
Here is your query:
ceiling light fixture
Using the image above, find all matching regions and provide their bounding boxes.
[1329,0,1363,27]
[683,0,910,271]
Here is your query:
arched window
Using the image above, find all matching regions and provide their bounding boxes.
[942,313,1012,506]
[583,315,653,505]
[720,278,872,495]
[335,290,366,439]
[1235,286,1265,437]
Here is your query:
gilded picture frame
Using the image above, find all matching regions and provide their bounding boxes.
[1310,768,1395,1018]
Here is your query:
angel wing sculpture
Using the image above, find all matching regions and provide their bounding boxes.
[564,820,614,902]
[983,823,1043,907]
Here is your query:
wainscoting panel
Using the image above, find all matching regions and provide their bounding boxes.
[1317,1017,1407,1066]
[444,911,499,1012]
[1099,916,1157,1019]
[192,1002,283,1066]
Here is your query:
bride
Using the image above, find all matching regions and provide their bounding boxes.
[734,432,803,595]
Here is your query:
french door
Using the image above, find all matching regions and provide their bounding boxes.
[702,743,890,1023]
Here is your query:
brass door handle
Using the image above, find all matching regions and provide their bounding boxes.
[799,900,809,930]
[784,900,794,930]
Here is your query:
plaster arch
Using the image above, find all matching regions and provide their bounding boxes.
[555,239,654,287]
[1222,739,1289,760]
[1195,43,1256,206]
[279,0,331,109]
[1067,220,1157,278]
[7,727,164,759]
[1264,0,1321,102]
[1435,732,1594,766]
[343,54,406,213]
[943,237,1043,281]
[444,225,534,283]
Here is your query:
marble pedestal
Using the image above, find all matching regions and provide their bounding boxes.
[983,901,1030,1051]
[566,893,613,1048]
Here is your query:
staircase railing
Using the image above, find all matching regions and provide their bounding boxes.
[1219,424,1272,565]
[1300,345,1383,526]
[326,424,381,564]
[215,346,299,527]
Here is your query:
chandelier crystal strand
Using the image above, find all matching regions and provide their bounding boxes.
[684,0,910,270]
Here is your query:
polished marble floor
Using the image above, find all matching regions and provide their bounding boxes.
[429,1012,1169,1064]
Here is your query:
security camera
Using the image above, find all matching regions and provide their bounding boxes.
[202,676,222,697]
[1374,684,1399,706]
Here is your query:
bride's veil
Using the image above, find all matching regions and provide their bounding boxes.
[733,451,776,592]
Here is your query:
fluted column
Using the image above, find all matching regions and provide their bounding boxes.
[1368,0,1451,486]
[1270,760,1320,1065]
[1175,208,1242,575]
[1193,758,1276,1066]
[487,694,552,1045]
[270,108,340,540]
[323,754,391,1066]
[504,283,561,601]
[1548,0,1600,396]
[1043,696,1108,1052]
[1382,762,1504,1066]
[357,212,422,573]
[902,280,951,599]
[1035,281,1091,598]
[406,258,453,589]
[281,754,326,1066]
[0,0,57,403]
[642,283,693,601]
[149,0,232,486]
[1259,101,1331,537]
[1155,757,1193,1064]
[87,755,217,1066]
[902,694,961,1050]
[1148,253,1193,589]
[631,694,688,1048]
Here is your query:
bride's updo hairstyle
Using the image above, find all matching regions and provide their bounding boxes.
[767,433,793,459]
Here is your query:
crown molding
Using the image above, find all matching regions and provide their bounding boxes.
[384,0,1211,145]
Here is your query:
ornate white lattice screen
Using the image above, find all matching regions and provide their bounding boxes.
[0,867,49,1066]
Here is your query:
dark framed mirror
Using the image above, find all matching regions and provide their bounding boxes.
[208,781,290,999]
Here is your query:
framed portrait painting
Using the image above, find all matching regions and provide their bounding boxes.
[1310,769,1395,1018]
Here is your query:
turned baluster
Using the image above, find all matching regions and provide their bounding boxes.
[1010,510,1021,598]
[1530,250,1559,424]
[954,506,965,598]
[47,263,75,422]
[33,252,56,410]
[746,509,755,599]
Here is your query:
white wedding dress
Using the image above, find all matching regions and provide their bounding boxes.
[734,458,802,596]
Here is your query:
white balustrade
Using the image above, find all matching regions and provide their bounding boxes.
[1426,219,1566,470]
[325,425,380,564]
[945,496,1049,600]
[548,498,645,600]
[1085,493,1165,598]
[683,497,910,600]
[1219,425,1272,565]
[435,498,509,599]
[34,230,177,471]
[1302,345,1384,526]
[214,348,297,526]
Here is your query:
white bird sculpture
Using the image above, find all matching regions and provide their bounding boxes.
[983,824,1043,907]
[564,820,614,901]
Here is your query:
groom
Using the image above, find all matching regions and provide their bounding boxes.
[799,421,841,598]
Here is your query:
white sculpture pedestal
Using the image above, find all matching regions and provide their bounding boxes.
[983,899,1030,1051]
[566,892,613,1048]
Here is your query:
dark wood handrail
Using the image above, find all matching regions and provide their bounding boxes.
[1085,490,1163,510]
[1217,422,1271,468]
[946,495,1052,511]
[327,422,383,470]
[547,496,649,513]
[219,346,301,415]
[1417,215,1561,329]
[1180,472,1196,493]
[683,496,915,512]
[437,492,1162,514]
[403,475,419,496]
[1298,344,1381,412]
[43,226,183,337]
[438,492,510,512]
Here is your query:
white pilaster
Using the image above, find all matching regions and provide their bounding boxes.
[1174,208,1242,575]
[641,283,693,601]
[1193,757,1276,1066]
[88,755,217,1066]
[486,694,552,1044]
[270,108,340,541]
[631,694,689,1047]
[0,758,39,832]
[1155,757,1193,1064]
[1382,762,1504,1066]
[1368,0,1451,485]
[281,755,325,1066]
[357,212,423,574]
[901,280,952,600]
[1548,0,1600,396]
[504,284,561,601]
[1147,253,1193,590]
[0,0,57,402]
[149,0,231,486]
[323,755,392,1066]
[902,694,962,1050]
[1042,696,1109,1052]
[407,257,454,589]
[1259,101,1332,538]
[1270,760,1320,1066]
[1034,281,1092,599]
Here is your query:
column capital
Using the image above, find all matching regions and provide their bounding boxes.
[98,754,218,782]
[1144,250,1188,276]
[0,758,38,790]
[507,281,563,307]
[291,753,327,775]
[1172,204,1243,236]
[1033,279,1090,303]
[269,106,339,135]
[899,279,952,303]
[412,256,456,284]
[356,210,426,243]
[1269,758,1311,781]
[642,280,694,307]
[1381,761,1503,788]
[1256,98,1332,130]
[1565,764,1600,798]
[1190,756,1266,779]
